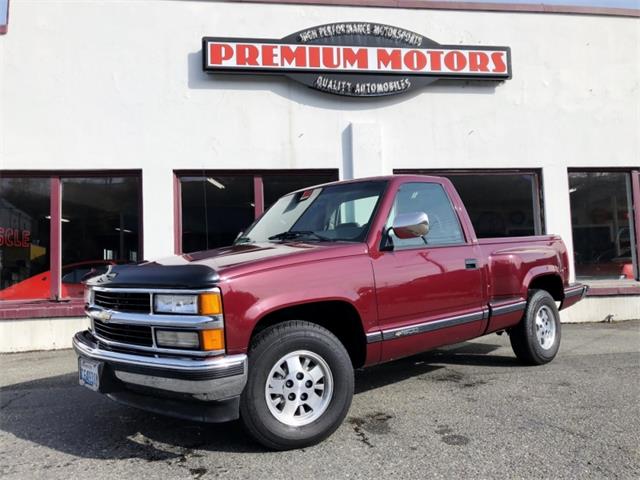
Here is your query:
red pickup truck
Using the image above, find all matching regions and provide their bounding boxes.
[74,175,586,449]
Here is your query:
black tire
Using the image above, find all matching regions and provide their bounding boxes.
[509,290,562,365]
[240,320,354,450]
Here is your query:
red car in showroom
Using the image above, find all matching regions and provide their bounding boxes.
[0,260,116,300]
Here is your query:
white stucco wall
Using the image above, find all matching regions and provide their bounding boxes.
[1,0,639,267]
[0,317,90,352]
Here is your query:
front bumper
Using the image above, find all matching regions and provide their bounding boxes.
[73,331,247,422]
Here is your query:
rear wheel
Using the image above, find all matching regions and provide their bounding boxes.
[510,290,562,365]
[240,321,354,450]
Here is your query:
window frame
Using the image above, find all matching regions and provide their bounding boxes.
[394,169,545,238]
[173,169,339,254]
[0,170,143,316]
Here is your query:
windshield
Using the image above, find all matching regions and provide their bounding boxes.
[237,180,387,244]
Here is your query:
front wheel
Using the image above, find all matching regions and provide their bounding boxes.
[509,290,562,365]
[240,321,354,450]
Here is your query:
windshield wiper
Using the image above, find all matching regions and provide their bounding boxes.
[234,236,254,244]
[268,230,333,242]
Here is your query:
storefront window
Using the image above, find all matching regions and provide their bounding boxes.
[0,177,51,300]
[569,171,637,280]
[181,175,255,253]
[179,171,339,253]
[61,176,141,298]
[395,170,543,238]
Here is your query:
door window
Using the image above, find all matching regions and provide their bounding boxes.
[386,183,465,249]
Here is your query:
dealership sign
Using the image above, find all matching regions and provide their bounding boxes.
[202,22,511,97]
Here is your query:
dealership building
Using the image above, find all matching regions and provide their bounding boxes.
[0,0,638,352]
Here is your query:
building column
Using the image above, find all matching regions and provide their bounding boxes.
[342,122,390,180]
[542,165,575,282]
[142,167,175,261]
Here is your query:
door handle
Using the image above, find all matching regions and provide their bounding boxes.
[465,258,478,269]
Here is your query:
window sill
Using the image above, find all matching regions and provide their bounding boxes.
[0,299,85,320]
[582,279,640,296]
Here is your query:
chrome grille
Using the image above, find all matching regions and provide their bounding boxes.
[93,290,151,313]
[93,319,153,347]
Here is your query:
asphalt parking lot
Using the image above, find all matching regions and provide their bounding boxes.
[1,320,639,479]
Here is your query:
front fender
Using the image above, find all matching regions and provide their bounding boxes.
[219,255,377,355]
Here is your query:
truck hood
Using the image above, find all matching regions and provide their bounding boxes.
[86,242,367,289]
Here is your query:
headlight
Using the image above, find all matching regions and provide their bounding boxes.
[152,291,225,351]
[154,294,198,314]
[155,330,200,349]
[153,292,223,315]
[84,287,93,305]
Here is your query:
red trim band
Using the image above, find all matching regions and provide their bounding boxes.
[50,177,62,301]
[632,171,640,281]
[586,284,640,296]
[0,300,85,320]
[173,173,183,255]
[254,175,265,218]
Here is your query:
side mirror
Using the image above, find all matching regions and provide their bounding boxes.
[392,212,430,239]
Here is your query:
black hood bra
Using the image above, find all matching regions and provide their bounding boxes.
[85,263,219,289]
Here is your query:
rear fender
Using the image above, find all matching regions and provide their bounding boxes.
[521,266,562,299]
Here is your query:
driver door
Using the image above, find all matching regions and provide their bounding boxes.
[371,182,486,361]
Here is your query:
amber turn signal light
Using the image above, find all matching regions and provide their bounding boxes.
[200,329,225,351]
[199,292,222,315]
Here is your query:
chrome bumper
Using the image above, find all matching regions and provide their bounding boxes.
[560,283,589,310]
[564,284,589,299]
[73,331,247,402]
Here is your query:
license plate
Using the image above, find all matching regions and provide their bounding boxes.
[78,358,100,391]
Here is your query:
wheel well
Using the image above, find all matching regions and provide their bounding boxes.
[251,301,367,368]
[528,274,564,301]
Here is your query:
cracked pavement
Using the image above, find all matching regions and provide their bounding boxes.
[1,320,639,479]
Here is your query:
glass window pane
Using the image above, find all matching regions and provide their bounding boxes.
[443,174,540,238]
[243,181,386,243]
[263,172,339,210]
[62,176,140,298]
[180,175,254,253]
[338,195,379,227]
[0,177,51,300]
[569,172,636,280]
[387,182,465,249]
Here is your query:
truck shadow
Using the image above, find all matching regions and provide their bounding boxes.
[355,341,515,394]
[0,341,512,458]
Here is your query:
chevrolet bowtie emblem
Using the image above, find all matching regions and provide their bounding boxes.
[95,310,114,322]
